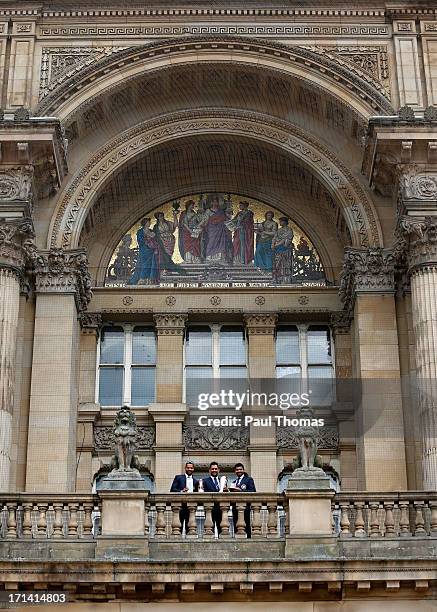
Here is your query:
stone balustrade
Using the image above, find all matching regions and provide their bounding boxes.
[333,492,437,538]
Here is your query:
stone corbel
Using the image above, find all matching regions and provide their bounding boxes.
[243,313,278,335]
[79,311,102,336]
[153,313,187,336]
[34,248,92,312]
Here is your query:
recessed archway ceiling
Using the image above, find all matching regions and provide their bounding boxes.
[80,135,349,283]
[66,61,367,172]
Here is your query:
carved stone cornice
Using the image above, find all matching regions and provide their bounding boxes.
[398,216,437,272]
[153,313,187,336]
[243,313,278,335]
[79,311,102,335]
[339,247,396,312]
[0,218,36,273]
[34,248,92,312]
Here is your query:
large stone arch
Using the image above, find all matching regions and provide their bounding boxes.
[47,109,383,255]
[36,36,394,121]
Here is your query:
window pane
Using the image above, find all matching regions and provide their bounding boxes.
[186,366,213,405]
[276,366,301,379]
[186,327,212,365]
[100,327,124,364]
[99,367,123,406]
[276,326,299,365]
[131,367,155,406]
[220,327,246,365]
[308,365,333,405]
[308,326,332,364]
[133,327,156,365]
[219,366,247,396]
[276,366,301,395]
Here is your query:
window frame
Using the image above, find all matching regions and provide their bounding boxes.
[96,323,157,408]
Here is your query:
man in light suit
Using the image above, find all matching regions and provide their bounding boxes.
[229,462,256,537]
[170,461,199,531]
[201,461,223,534]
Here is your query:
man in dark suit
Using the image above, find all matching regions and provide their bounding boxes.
[229,462,256,538]
[201,461,223,534]
[170,461,199,532]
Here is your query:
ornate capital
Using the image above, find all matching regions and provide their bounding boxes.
[79,311,102,335]
[243,313,278,335]
[0,218,35,272]
[34,248,92,312]
[399,215,437,272]
[330,311,352,335]
[153,313,187,336]
[339,247,395,311]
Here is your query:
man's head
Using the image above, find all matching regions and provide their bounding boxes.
[234,463,245,478]
[279,216,289,227]
[184,461,195,476]
[239,201,249,211]
[209,461,220,476]
[155,212,164,221]
[140,217,151,227]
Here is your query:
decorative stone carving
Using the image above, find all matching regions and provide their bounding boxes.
[153,313,187,336]
[424,106,437,122]
[165,295,176,306]
[277,424,339,450]
[0,166,33,202]
[330,311,352,334]
[79,312,102,334]
[183,425,249,450]
[33,248,92,312]
[290,408,324,474]
[339,247,395,312]
[398,105,415,121]
[0,218,35,271]
[244,313,278,335]
[399,216,437,271]
[94,424,155,451]
[254,295,265,305]
[13,108,30,121]
[400,166,437,201]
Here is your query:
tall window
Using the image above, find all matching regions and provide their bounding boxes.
[185,324,247,406]
[98,325,156,407]
[275,324,334,404]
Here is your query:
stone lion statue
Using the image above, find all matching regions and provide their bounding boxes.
[110,406,141,472]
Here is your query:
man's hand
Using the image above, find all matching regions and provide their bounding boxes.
[182,487,188,492]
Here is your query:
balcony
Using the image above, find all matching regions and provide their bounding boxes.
[1,491,437,599]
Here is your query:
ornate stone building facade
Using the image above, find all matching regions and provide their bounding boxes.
[1,1,437,610]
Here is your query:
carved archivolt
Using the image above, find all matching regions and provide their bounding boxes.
[36,36,394,119]
[48,109,382,251]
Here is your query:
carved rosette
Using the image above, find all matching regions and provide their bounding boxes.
[0,166,33,203]
[79,311,102,335]
[399,216,437,272]
[243,313,278,335]
[339,247,395,312]
[153,313,187,336]
[0,218,36,274]
[34,248,92,312]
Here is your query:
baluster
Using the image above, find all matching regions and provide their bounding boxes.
[203,503,214,538]
[353,502,366,537]
[22,503,33,539]
[398,501,411,536]
[186,502,197,537]
[171,502,181,537]
[339,501,351,537]
[82,503,93,538]
[369,501,381,538]
[155,503,166,538]
[220,502,230,538]
[52,503,64,539]
[384,501,395,536]
[414,501,426,535]
[235,503,246,539]
[68,503,79,537]
[267,503,277,538]
[251,503,262,538]
[429,501,437,534]
[37,503,48,538]
[144,501,150,537]
[6,503,17,538]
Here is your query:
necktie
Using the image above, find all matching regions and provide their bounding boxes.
[214,477,219,491]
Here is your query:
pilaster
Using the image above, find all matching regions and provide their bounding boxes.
[153,313,187,403]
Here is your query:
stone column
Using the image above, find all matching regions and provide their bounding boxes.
[25,249,92,493]
[244,313,278,492]
[150,313,188,492]
[400,214,437,489]
[0,218,34,491]
[340,247,407,491]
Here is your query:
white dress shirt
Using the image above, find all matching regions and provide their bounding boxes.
[185,474,194,492]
